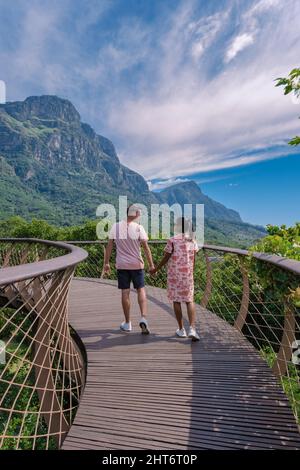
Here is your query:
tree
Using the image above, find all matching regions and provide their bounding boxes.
[275,68,300,146]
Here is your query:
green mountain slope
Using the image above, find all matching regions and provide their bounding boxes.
[0,95,156,224]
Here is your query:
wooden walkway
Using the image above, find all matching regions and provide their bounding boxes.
[62,278,300,450]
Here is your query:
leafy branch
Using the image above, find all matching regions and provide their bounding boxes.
[275,68,300,146]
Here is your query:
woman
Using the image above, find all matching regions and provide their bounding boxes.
[150,217,200,341]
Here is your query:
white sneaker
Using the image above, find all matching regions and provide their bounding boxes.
[139,317,150,334]
[120,321,132,332]
[176,328,187,338]
[188,326,200,341]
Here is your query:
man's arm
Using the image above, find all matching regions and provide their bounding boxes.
[141,240,155,271]
[103,238,114,275]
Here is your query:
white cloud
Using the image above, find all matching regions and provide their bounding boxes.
[107,0,300,180]
[189,12,227,61]
[224,0,282,63]
[75,0,111,33]
[246,0,281,17]
[1,0,299,185]
[225,33,255,63]
[148,177,191,191]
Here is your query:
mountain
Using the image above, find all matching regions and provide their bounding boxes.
[156,180,265,245]
[0,95,156,224]
[156,180,241,223]
[0,95,265,246]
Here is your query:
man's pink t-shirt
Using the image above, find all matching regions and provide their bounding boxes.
[109,220,148,270]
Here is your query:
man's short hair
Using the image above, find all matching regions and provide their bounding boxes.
[127,204,140,217]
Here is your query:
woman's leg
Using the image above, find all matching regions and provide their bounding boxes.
[173,302,183,329]
[186,302,196,328]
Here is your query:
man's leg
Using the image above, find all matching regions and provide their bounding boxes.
[121,289,131,323]
[137,287,147,317]
[137,287,150,334]
[133,270,149,334]
[173,302,183,329]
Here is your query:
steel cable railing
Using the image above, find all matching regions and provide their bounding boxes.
[69,240,300,426]
[0,239,88,449]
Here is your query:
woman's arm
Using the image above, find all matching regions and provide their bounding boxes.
[150,251,172,274]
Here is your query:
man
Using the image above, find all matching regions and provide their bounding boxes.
[103,204,154,334]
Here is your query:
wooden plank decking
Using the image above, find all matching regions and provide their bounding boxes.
[62,278,300,450]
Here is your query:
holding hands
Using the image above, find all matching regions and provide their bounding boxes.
[103,263,111,277]
[149,266,157,276]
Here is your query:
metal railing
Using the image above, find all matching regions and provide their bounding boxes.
[69,240,300,426]
[0,239,88,450]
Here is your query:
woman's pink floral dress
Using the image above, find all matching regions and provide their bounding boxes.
[164,234,199,302]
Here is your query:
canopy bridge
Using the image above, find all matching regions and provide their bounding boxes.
[0,239,299,450]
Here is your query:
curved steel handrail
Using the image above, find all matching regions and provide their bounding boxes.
[68,239,300,276]
[0,238,88,285]
[204,243,300,276]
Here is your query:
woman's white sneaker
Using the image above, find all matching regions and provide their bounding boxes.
[188,326,200,341]
[120,321,132,332]
[176,328,187,338]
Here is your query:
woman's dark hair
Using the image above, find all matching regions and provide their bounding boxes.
[176,217,192,234]
[127,205,132,216]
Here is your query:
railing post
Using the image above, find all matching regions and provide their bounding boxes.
[101,244,106,279]
[200,249,212,309]
[272,301,296,378]
[234,256,250,333]
[33,270,71,447]
[2,246,12,267]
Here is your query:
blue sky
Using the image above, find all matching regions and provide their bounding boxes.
[0,0,299,226]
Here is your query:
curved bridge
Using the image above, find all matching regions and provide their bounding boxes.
[0,239,299,450]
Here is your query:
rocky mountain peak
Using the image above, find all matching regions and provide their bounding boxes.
[1,95,81,123]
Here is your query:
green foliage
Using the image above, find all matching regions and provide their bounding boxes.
[275,68,300,146]
[275,68,300,96]
[289,136,300,146]
[0,216,101,242]
[0,302,80,449]
[260,347,300,423]
[251,222,300,307]
[0,308,57,449]
[252,222,300,261]
[0,215,265,249]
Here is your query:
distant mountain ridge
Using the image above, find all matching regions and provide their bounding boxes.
[156,180,242,223]
[0,95,265,246]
